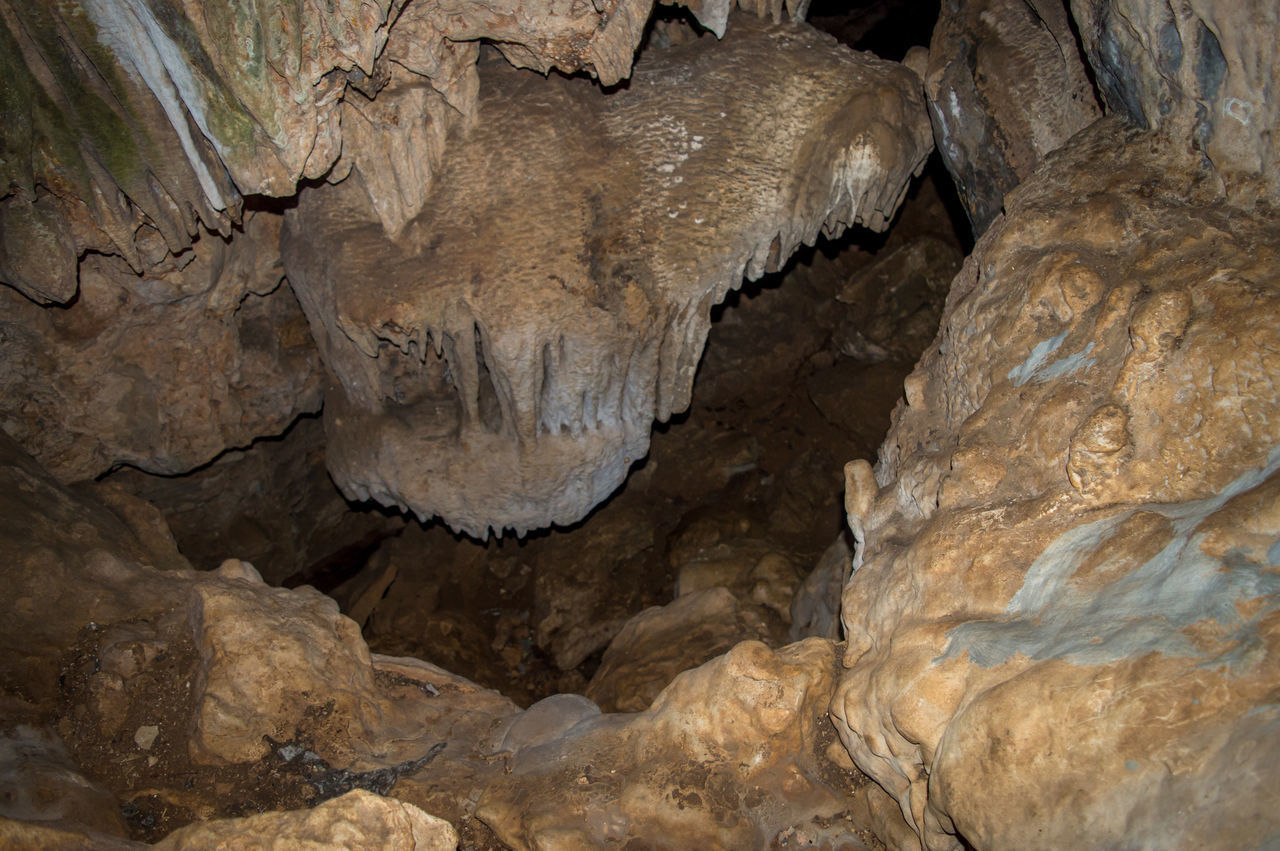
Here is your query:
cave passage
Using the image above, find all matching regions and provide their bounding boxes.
[106,156,964,710]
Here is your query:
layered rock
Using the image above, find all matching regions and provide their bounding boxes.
[924,0,1101,235]
[829,118,1280,849]
[284,15,934,536]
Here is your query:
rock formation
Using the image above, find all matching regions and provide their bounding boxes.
[923,0,1101,235]
[1071,0,1280,204]
[830,117,1280,849]
[3,0,1280,847]
[284,15,933,536]
[0,212,323,481]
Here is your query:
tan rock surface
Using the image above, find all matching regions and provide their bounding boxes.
[479,638,874,849]
[0,213,323,481]
[154,789,457,850]
[830,118,1280,849]
[585,587,772,712]
[283,15,933,536]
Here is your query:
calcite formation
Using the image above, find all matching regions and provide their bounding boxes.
[284,15,933,536]
[0,0,729,481]
[0,0,670,282]
[477,638,865,848]
[829,118,1280,849]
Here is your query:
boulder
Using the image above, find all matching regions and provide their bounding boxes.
[830,118,1280,849]
[153,790,457,850]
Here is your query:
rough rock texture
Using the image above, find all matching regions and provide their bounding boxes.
[0,212,323,481]
[0,0,677,288]
[153,790,457,850]
[1072,0,1280,204]
[0,430,896,846]
[283,15,933,536]
[924,0,1101,235]
[4,0,802,485]
[0,434,519,840]
[584,587,772,712]
[0,0,389,295]
[479,638,874,848]
[829,118,1280,849]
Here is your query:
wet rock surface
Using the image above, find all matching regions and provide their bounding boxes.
[831,118,1280,849]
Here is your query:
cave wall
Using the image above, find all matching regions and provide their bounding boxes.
[1,0,1279,848]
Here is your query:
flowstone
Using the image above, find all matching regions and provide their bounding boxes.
[284,15,933,536]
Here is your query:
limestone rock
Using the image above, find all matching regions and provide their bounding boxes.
[283,15,934,536]
[925,0,1101,234]
[1071,0,1280,204]
[187,560,383,765]
[154,790,457,850]
[585,587,772,713]
[479,639,871,849]
[0,213,323,482]
[829,118,1280,849]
